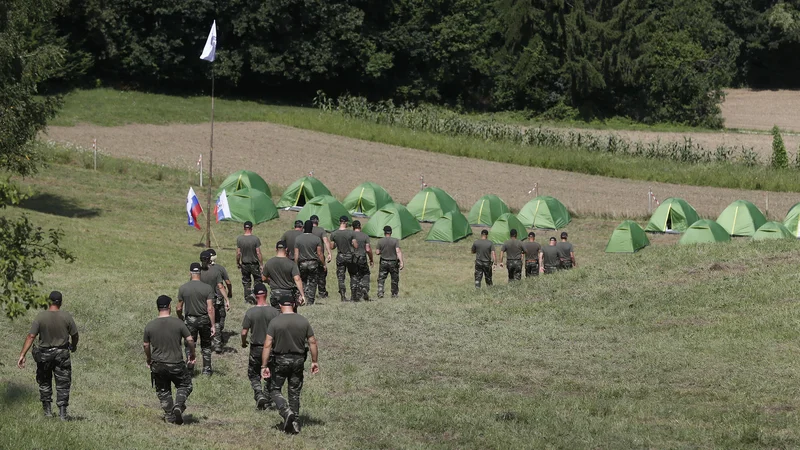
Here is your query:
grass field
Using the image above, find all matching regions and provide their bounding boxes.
[3,149,800,448]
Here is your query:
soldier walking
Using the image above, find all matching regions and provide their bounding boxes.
[241,283,280,411]
[143,295,195,425]
[541,237,561,274]
[237,221,263,304]
[261,296,319,434]
[208,248,233,310]
[556,231,577,269]
[471,229,495,288]
[522,232,543,277]
[17,291,79,420]
[310,215,332,299]
[263,240,306,308]
[294,221,324,305]
[200,250,229,353]
[351,220,374,301]
[499,229,524,281]
[177,262,216,376]
[375,226,404,298]
[330,216,358,302]
[281,221,304,263]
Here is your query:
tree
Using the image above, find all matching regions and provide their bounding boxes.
[772,125,789,169]
[0,0,74,318]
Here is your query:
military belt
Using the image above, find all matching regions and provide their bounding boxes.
[273,352,304,356]
[40,344,70,350]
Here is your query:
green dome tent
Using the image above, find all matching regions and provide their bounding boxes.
[342,182,394,217]
[645,197,700,233]
[296,195,351,231]
[467,194,510,227]
[605,220,650,253]
[517,196,571,229]
[678,220,731,244]
[406,187,460,222]
[716,200,767,237]
[487,213,527,245]
[362,203,421,239]
[783,202,800,238]
[752,221,794,241]
[277,176,332,210]
[425,211,473,243]
[217,170,271,198]
[226,188,279,224]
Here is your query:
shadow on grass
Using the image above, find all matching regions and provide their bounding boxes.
[1,383,35,406]
[20,193,101,218]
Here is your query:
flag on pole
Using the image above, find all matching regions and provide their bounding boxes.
[200,21,217,62]
[186,187,203,230]
[214,189,232,223]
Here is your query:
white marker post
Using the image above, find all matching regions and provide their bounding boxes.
[92,139,97,171]
[198,154,203,187]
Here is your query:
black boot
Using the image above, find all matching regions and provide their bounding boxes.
[59,405,68,421]
[340,291,349,302]
[42,402,52,417]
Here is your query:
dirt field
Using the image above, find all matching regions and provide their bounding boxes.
[722,89,800,132]
[45,122,800,219]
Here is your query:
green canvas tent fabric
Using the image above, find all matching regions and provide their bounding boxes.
[425,211,473,243]
[752,221,794,241]
[487,213,527,245]
[342,182,394,217]
[217,170,271,198]
[362,203,421,239]
[277,176,331,210]
[226,188,279,224]
[517,196,571,229]
[716,200,767,237]
[783,202,800,238]
[644,197,700,233]
[296,195,351,231]
[467,194,510,226]
[605,220,650,253]
[406,187,459,222]
[678,219,731,244]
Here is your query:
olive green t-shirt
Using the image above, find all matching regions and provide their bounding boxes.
[311,226,326,241]
[215,264,230,282]
[267,313,315,354]
[471,239,494,263]
[143,316,190,364]
[237,234,262,264]
[542,245,561,267]
[263,256,300,290]
[522,241,542,262]
[295,233,321,262]
[199,265,223,293]
[501,238,524,261]
[330,229,355,255]
[353,231,370,257]
[377,237,400,260]
[29,310,78,348]
[281,229,302,260]
[242,305,280,346]
[556,241,574,259]
[178,280,214,316]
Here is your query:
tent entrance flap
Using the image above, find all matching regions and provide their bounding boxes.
[421,192,430,222]
[295,182,306,207]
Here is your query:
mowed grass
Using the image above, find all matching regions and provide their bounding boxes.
[2,151,800,448]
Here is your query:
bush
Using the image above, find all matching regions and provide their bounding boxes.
[772,125,789,169]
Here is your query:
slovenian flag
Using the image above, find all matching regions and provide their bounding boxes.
[214,189,232,223]
[186,187,203,230]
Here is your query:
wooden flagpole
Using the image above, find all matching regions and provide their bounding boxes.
[205,66,215,248]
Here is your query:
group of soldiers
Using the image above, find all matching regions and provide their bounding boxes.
[472,229,577,287]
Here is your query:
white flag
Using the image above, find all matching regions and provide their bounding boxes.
[215,189,232,222]
[200,21,217,62]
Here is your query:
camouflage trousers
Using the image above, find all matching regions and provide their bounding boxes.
[474,261,493,288]
[268,354,306,419]
[151,361,192,421]
[506,260,522,281]
[213,298,226,352]
[335,253,356,297]
[377,259,400,297]
[317,262,329,298]
[33,347,71,407]
[270,289,296,309]
[559,258,573,270]
[351,256,371,301]
[185,315,213,372]
[241,263,262,304]
[298,260,320,305]
[543,264,559,274]
[525,261,540,277]
[248,345,273,407]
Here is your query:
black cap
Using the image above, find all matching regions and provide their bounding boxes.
[339,215,349,223]
[310,215,319,223]
[277,296,296,306]
[549,237,557,242]
[190,262,202,273]
[276,240,287,249]
[244,221,253,229]
[561,232,568,238]
[528,231,536,237]
[207,248,217,256]
[480,229,488,235]
[383,226,392,234]
[294,220,303,228]
[48,291,63,304]
[200,249,211,260]
[352,220,361,228]
[156,295,172,309]
[253,283,267,295]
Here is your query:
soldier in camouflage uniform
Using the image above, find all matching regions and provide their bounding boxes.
[241,283,279,411]
[556,231,577,269]
[143,295,195,425]
[351,220,374,301]
[200,250,229,353]
[375,226,404,298]
[261,295,320,434]
[471,229,495,288]
[281,221,304,263]
[294,221,324,305]
[177,262,216,375]
[236,221,263,304]
[541,237,561,274]
[522,232,543,277]
[499,229,525,281]
[263,240,306,308]
[310,216,332,299]
[17,291,79,421]
[329,216,357,302]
